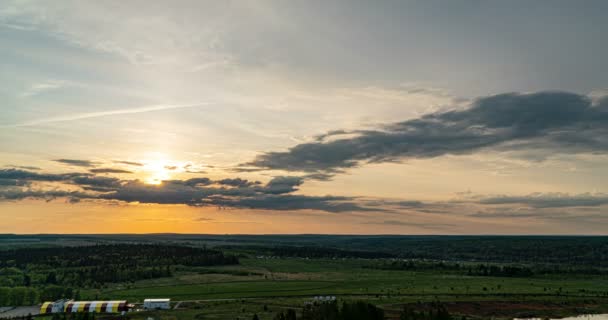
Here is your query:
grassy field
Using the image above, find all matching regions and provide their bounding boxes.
[4,235,607,319]
[73,258,608,319]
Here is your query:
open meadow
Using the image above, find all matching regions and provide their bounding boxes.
[2,235,608,320]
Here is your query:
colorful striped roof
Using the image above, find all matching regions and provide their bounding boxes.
[40,301,129,313]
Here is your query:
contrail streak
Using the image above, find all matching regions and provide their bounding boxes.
[1,103,210,128]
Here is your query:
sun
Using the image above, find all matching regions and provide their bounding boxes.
[141,153,175,185]
[143,159,171,185]
[139,152,194,184]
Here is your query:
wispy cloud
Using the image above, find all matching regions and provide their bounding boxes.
[20,80,68,97]
[54,159,98,167]
[2,103,210,128]
[89,168,133,174]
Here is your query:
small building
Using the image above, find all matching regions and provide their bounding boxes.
[40,300,130,314]
[143,299,171,310]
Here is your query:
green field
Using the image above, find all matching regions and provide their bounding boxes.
[4,235,608,319]
[74,258,608,319]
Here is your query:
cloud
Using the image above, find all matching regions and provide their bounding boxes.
[20,80,67,97]
[244,91,608,176]
[217,178,260,188]
[0,168,81,181]
[263,176,304,194]
[478,193,608,208]
[54,159,97,167]
[89,168,133,174]
[5,165,41,170]
[207,194,372,213]
[0,169,374,213]
[0,179,28,187]
[72,175,122,190]
[3,167,608,220]
[363,219,455,229]
[114,160,144,167]
[3,103,209,128]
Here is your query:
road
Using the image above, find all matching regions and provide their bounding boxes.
[0,306,40,319]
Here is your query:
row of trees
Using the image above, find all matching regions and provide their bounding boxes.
[0,287,38,307]
[0,244,238,269]
[0,244,239,306]
[373,260,608,277]
[0,244,238,289]
[221,245,396,259]
[270,301,455,320]
[0,286,77,307]
[46,265,172,288]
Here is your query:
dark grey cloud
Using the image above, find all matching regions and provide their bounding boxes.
[263,176,304,194]
[89,168,133,174]
[0,169,122,192]
[217,178,260,188]
[114,160,144,167]
[208,194,372,212]
[244,91,608,175]
[363,219,455,229]
[72,175,122,189]
[0,169,374,213]
[5,165,41,170]
[183,177,213,187]
[0,179,28,187]
[54,159,97,167]
[0,168,81,181]
[478,193,608,208]
[4,167,608,217]
[0,188,92,202]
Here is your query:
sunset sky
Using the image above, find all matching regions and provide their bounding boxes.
[1,1,608,234]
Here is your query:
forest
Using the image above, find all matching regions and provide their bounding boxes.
[0,244,238,306]
[369,259,608,277]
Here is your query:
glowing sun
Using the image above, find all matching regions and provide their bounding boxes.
[143,159,171,185]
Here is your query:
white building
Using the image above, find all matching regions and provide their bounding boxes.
[143,299,171,310]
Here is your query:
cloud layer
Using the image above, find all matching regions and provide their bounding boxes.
[2,167,608,225]
[0,169,371,213]
[246,91,608,175]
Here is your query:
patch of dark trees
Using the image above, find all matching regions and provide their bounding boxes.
[219,245,396,259]
[0,244,238,270]
[332,236,608,267]
[370,260,608,277]
[270,301,456,320]
[0,244,238,306]
[276,301,385,320]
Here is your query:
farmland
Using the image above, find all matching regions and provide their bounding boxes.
[1,235,608,319]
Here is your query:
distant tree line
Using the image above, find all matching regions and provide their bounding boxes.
[370,260,608,277]
[0,244,238,269]
[0,287,38,307]
[220,245,396,259]
[0,244,238,307]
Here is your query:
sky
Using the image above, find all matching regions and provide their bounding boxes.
[1,0,608,234]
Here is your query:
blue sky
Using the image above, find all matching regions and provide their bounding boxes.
[1,1,608,234]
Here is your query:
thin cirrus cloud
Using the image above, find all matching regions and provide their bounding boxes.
[114,160,144,167]
[89,168,133,174]
[54,159,98,167]
[478,193,608,208]
[244,91,608,176]
[1,103,210,128]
